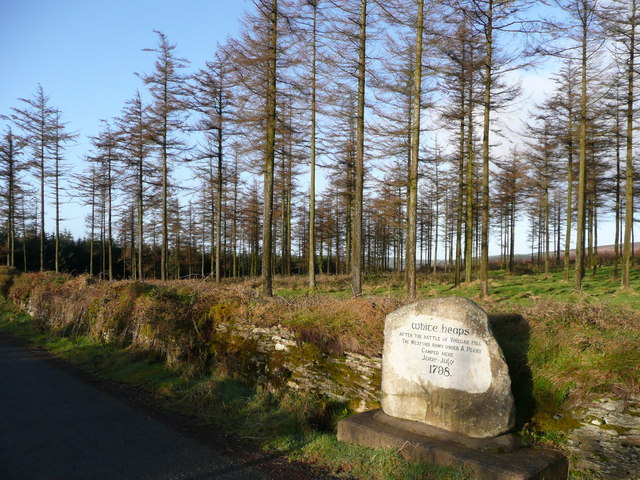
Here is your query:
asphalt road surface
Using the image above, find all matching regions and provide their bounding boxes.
[0,334,329,480]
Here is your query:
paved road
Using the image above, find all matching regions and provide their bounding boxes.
[0,335,317,480]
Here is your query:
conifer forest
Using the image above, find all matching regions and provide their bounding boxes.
[1,0,639,297]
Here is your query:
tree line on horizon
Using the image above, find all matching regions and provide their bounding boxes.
[0,0,639,297]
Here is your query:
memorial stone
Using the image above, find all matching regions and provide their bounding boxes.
[381,296,515,438]
[338,297,568,479]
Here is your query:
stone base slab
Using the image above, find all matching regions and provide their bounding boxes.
[373,410,521,453]
[337,410,568,480]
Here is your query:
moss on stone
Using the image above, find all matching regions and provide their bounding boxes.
[597,423,631,436]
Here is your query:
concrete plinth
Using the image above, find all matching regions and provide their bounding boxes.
[337,410,568,480]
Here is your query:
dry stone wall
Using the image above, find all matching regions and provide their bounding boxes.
[214,319,382,411]
[566,397,640,479]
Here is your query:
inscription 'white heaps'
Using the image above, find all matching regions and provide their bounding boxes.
[385,314,492,394]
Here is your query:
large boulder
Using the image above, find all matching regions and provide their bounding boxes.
[380,297,515,438]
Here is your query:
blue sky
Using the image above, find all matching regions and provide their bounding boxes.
[0,0,249,233]
[0,0,248,151]
[0,1,248,136]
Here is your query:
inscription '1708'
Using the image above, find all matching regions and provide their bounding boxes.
[387,314,492,394]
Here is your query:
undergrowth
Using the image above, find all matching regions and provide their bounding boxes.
[1,264,639,478]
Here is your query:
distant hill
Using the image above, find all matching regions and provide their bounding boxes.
[491,243,640,263]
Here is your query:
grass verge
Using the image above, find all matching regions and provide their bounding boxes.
[0,302,470,480]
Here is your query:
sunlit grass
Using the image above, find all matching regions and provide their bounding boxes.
[261,265,640,313]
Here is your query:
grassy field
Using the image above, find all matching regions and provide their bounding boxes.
[0,265,638,479]
[273,265,640,307]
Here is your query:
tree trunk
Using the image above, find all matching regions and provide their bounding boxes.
[351,0,367,297]
[406,0,424,299]
[216,122,223,283]
[108,147,113,281]
[55,136,60,273]
[21,199,27,272]
[465,66,475,283]
[433,158,439,275]
[131,206,136,279]
[7,132,15,268]
[544,136,550,278]
[286,142,292,275]
[233,153,239,278]
[622,0,636,289]
[575,7,588,290]
[137,153,144,280]
[614,104,621,281]
[40,126,45,273]
[564,105,574,282]
[509,195,515,272]
[480,0,493,298]
[455,64,465,286]
[309,1,318,290]
[262,0,278,297]
[90,172,95,276]
[161,118,168,281]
